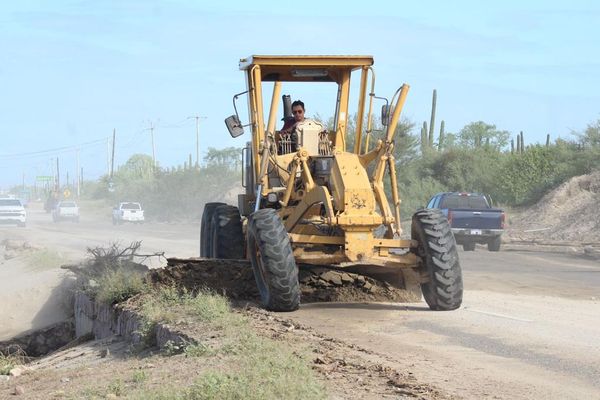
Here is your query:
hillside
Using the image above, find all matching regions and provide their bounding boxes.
[507,170,600,242]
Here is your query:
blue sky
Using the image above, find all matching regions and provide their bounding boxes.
[1,0,599,188]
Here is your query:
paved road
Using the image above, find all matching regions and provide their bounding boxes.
[2,202,200,261]
[2,203,599,399]
[288,248,600,400]
[461,248,600,300]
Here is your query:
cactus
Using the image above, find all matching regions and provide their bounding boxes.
[421,121,428,152]
[546,134,550,147]
[520,131,524,153]
[439,120,445,151]
[511,138,515,154]
[428,89,437,149]
[516,135,521,153]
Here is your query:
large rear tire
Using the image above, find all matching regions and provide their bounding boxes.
[200,202,225,257]
[488,236,501,252]
[248,209,300,311]
[412,209,463,311]
[209,205,244,259]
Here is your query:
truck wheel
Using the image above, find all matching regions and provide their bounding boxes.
[200,202,225,257]
[209,205,244,259]
[248,209,300,312]
[463,242,476,251]
[488,236,501,252]
[412,209,463,311]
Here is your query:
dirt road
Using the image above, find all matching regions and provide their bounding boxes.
[1,202,599,399]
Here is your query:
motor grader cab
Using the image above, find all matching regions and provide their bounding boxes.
[202,55,463,311]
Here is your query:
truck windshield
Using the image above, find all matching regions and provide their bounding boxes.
[440,195,488,209]
[60,202,76,207]
[0,199,22,207]
[122,203,141,210]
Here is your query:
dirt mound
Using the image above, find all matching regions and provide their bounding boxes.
[0,239,41,261]
[508,170,600,242]
[148,258,418,304]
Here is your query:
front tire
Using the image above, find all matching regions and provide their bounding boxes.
[463,242,476,251]
[488,236,501,252]
[200,202,226,257]
[412,209,463,311]
[209,205,244,259]
[248,209,300,311]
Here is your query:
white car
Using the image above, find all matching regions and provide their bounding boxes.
[112,202,145,225]
[0,198,27,227]
[52,201,80,222]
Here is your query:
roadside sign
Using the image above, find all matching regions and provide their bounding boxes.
[36,176,53,182]
[63,189,71,198]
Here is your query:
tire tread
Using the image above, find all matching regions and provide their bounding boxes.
[412,209,463,311]
[248,209,300,311]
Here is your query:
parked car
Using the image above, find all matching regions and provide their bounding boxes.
[112,202,145,225]
[426,192,505,251]
[52,201,80,222]
[0,198,27,227]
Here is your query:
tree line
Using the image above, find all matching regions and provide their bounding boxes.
[84,114,600,221]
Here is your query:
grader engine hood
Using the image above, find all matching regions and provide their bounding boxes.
[330,153,379,225]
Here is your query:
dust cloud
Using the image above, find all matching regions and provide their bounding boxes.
[0,159,241,340]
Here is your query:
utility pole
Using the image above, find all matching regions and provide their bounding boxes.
[56,157,60,191]
[149,121,156,169]
[106,137,110,175]
[76,147,80,197]
[111,128,116,177]
[188,116,206,168]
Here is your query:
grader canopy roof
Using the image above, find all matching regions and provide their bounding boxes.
[239,55,374,83]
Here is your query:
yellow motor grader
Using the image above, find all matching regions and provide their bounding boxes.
[201,55,462,311]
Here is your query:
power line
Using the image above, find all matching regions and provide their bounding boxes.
[158,117,194,129]
[0,137,108,160]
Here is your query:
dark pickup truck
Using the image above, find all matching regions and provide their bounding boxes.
[426,192,505,251]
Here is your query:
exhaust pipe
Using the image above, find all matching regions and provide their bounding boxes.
[282,94,293,123]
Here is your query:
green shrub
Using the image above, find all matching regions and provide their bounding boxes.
[93,268,149,304]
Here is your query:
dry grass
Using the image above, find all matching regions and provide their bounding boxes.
[125,287,327,399]
[24,248,69,271]
[0,348,26,375]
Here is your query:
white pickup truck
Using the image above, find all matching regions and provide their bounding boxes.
[112,202,145,225]
[0,198,27,227]
[52,201,80,222]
